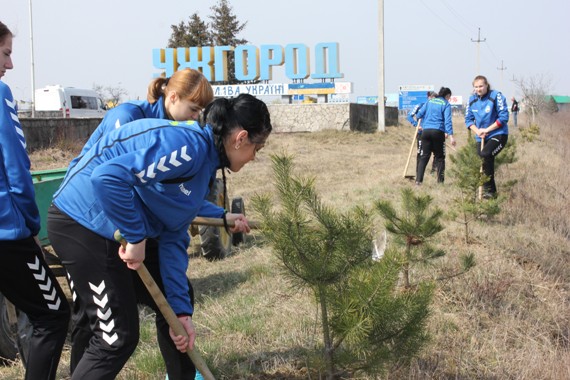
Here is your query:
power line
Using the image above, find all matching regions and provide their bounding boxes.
[419,0,466,37]
[440,0,477,36]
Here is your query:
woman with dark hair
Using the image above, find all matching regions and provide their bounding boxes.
[0,21,70,380]
[58,68,215,378]
[465,75,509,198]
[47,93,272,379]
[415,86,456,185]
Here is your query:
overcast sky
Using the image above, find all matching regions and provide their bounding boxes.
[2,0,569,104]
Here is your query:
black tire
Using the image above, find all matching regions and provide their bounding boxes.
[231,197,245,246]
[15,313,31,366]
[0,293,30,365]
[0,293,18,363]
[200,179,232,261]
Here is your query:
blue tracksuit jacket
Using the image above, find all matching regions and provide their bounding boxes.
[53,119,223,314]
[416,97,453,135]
[465,90,509,142]
[68,98,168,169]
[0,81,41,240]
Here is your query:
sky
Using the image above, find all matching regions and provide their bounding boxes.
[2,0,569,106]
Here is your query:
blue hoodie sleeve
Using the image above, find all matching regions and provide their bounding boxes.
[158,227,193,315]
[416,102,427,122]
[0,83,40,238]
[444,102,453,135]
[198,200,225,218]
[406,103,421,127]
[494,91,509,127]
[465,95,476,128]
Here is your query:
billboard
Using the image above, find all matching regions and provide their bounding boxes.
[398,85,434,110]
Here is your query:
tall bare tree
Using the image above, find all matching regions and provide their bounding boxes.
[513,74,553,125]
[93,83,128,108]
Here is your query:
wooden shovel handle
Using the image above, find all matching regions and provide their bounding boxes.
[403,121,420,178]
[191,216,260,229]
[478,138,485,200]
[114,231,216,380]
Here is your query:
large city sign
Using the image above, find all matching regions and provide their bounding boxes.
[153,42,344,82]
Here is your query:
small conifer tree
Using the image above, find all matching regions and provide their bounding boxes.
[252,154,433,379]
[448,135,516,243]
[374,188,446,288]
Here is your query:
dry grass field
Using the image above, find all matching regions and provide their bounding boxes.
[2,112,569,379]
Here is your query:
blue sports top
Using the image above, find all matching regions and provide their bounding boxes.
[416,97,453,135]
[68,98,167,169]
[0,81,41,240]
[53,118,224,315]
[465,90,509,142]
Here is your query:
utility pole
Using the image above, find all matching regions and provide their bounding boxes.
[471,27,486,75]
[497,60,507,92]
[377,0,385,132]
[29,0,36,117]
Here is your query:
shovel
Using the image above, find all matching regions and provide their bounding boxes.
[114,231,216,380]
[478,138,485,200]
[114,218,260,380]
[403,121,420,179]
[191,216,260,230]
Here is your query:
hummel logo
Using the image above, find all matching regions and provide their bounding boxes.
[27,256,61,310]
[179,183,191,196]
[103,332,118,345]
[136,146,193,184]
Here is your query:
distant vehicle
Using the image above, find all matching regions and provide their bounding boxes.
[34,85,107,118]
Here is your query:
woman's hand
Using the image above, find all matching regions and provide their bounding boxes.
[475,128,487,139]
[225,213,251,234]
[449,135,457,146]
[118,240,146,270]
[169,315,196,353]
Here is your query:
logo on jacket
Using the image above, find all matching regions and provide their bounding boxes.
[136,146,192,183]
[485,105,491,113]
[179,183,191,196]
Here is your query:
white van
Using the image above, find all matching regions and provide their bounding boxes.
[35,85,107,118]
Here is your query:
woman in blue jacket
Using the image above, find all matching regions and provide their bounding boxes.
[465,75,509,198]
[0,21,70,380]
[59,68,215,377]
[68,68,213,170]
[47,94,272,380]
[415,87,456,184]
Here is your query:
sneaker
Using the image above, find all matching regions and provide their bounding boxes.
[166,370,204,380]
[482,192,497,200]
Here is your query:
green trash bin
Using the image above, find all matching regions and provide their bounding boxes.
[31,168,67,246]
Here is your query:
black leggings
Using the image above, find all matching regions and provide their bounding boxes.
[477,134,508,194]
[47,205,195,380]
[416,136,436,174]
[417,129,446,183]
